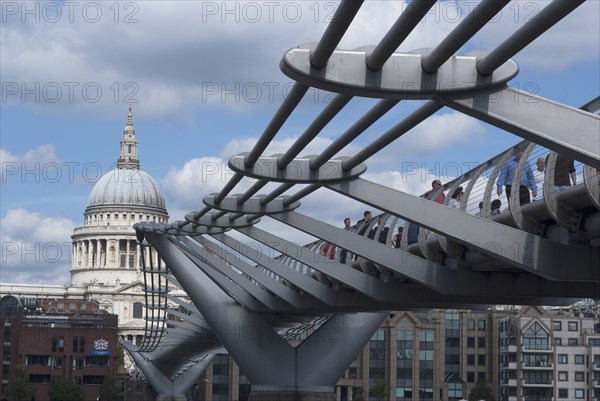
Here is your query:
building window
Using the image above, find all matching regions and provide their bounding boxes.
[467,320,475,330]
[478,320,486,330]
[523,321,549,350]
[568,321,578,331]
[575,390,584,399]
[558,371,568,381]
[558,389,568,399]
[467,354,475,365]
[478,337,486,348]
[466,372,474,383]
[574,371,584,381]
[575,354,584,364]
[477,355,486,365]
[555,338,562,345]
[553,321,562,331]
[467,337,475,348]
[133,302,144,319]
[447,383,463,399]
[568,338,578,346]
[558,354,568,364]
[477,372,486,382]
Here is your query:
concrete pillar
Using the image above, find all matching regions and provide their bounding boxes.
[336,386,341,401]
[126,239,131,268]
[348,386,353,401]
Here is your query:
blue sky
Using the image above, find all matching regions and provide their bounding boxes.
[1,1,599,284]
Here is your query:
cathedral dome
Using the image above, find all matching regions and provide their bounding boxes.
[87,168,166,211]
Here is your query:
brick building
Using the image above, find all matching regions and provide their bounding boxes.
[0,295,119,401]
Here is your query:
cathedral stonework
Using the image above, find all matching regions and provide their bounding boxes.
[1,107,172,368]
[69,106,169,351]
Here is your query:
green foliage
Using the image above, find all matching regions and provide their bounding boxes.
[370,377,389,401]
[117,346,125,366]
[6,365,36,401]
[48,379,83,401]
[98,376,120,401]
[353,387,365,401]
[468,380,494,401]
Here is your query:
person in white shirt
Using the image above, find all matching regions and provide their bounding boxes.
[448,186,463,209]
[533,157,546,200]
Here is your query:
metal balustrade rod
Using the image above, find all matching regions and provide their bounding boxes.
[211,210,228,220]
[237,180,269,204]
[176,220,191,229]
[283,184,320,206]
[247,213,264,223]
[245,83,309,167]
[421,0,510,74]
[310,0,365,69]
[477,0,585,76]
[260,183,294,205]
[310,99,399,170]
[213,173,243,204]
[228,213,244,221]
[277,94,353,169]
[366,0,438,71]
[342,101,442,171]
[193,206,211,221]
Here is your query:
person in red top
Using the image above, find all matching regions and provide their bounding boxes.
[432,180,446,204]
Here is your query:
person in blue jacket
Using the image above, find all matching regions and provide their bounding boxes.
[497,151,537,205]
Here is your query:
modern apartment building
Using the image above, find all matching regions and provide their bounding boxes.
[498,305,600,401]
[191,305,599,401]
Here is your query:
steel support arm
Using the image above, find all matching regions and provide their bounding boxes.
[441,87,600,168]
[324,177,600,281]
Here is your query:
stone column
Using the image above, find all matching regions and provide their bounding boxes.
[88,240,93,268]
[136,243,141,269]
[95,239,101,267]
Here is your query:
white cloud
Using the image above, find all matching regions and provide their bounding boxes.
[473,1,599,72]
[1,145,59,182]
[0,0,482,119]
[367,110,486,169]
[0,208,75,285]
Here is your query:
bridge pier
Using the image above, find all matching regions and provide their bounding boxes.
[248,387,335,401]
[125,342,216,401]
[156,396,187,401]
[144,232,386,400]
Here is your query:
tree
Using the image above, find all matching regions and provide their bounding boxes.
[48,379,83,401]
[468,380,494,401]
[370,377,389,401]
[352,386,365,401]
[98,376,119,401]
[6,365,36,401]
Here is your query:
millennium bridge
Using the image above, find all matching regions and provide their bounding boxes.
[126,1,599,400]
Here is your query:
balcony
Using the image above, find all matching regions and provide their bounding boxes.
[500,378,518,386]
[593,380,600,388]
[523,361,553,369]
[522,344,553,352]
[594,362,600,370]
[522,379,554,387]
[501,361,517,370]
[523,397,553,401]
